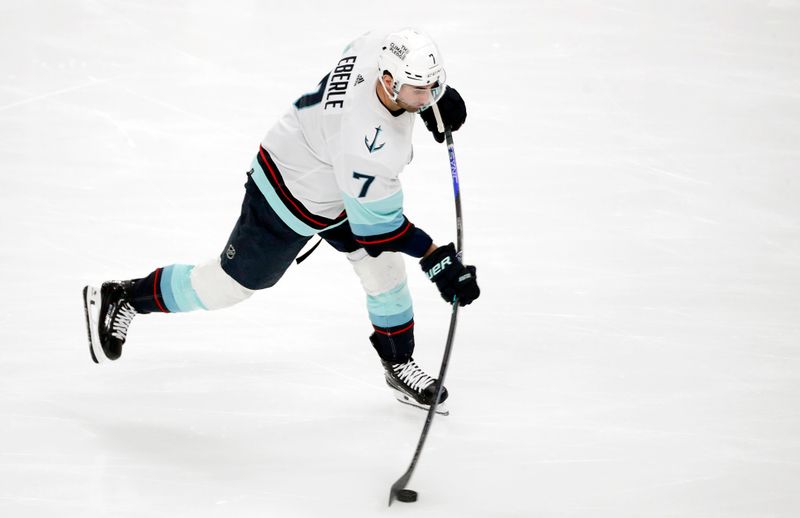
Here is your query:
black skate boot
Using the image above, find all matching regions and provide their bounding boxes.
[82,281,137,363]
[382,358,450,416]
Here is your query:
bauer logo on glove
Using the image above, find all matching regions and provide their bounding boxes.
[425,256,453,279]
[420,243,480,306]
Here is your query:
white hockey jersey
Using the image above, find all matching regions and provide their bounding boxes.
[252,31,423,253]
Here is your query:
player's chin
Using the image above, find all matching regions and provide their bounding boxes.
[399,102,425,113]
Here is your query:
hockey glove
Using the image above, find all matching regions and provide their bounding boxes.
[420,243,480,306]
[419,86,466,143]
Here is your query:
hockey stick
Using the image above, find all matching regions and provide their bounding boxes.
[388,104,462,506]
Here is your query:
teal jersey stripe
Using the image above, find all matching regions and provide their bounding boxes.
[250,158,347,236]
[366,280,413,328]
[342,190,404,236]
[348,215,405,236]
[160,264,207,312]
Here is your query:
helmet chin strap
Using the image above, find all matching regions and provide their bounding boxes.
[380,77,399,103]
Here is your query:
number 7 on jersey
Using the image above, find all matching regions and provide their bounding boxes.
[352,172,375,198]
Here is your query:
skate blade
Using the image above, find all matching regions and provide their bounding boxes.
[82,286,104,364]
[389,387,450,416]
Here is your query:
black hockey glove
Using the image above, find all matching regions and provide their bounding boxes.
[420,243,480,306]
[419,86,466,143]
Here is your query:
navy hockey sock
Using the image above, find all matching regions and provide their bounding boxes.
[369,320,415,363]
[129,268,168,314]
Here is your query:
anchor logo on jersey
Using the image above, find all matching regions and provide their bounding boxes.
[365,126,385,153]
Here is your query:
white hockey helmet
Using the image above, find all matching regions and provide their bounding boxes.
[378,28,446,111]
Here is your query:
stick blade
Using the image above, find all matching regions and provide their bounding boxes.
[388,472,411,507]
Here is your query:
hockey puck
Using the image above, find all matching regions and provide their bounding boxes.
[396,489,418,503]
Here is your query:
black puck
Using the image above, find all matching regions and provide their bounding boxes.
[396,489,418,503]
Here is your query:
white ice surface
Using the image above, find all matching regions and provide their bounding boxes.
[2,1,800,517]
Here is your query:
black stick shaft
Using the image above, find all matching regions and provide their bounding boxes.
[445,129,463,258]
[388,128,462,506]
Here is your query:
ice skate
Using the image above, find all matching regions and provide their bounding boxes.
[382,358,449,416]
[82,281,137,363]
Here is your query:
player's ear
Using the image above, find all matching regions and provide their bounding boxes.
[381,71,393,89]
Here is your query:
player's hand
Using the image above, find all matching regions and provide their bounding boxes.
[420,243,480,306]
[419,86,466,143]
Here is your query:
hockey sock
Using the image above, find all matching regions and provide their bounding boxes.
[129,265,206,314]
[369,319,415,363]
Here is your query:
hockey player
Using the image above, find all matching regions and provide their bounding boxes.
[82,28,480,415]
